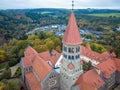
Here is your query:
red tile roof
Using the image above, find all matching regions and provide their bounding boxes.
[25,72,41,90]
[62,12,82,45]
[98,51,111,61]
[39,50,60,66]
[81,45,111,63]
[23,51,37,68]
[25,46,38,57]
[76,69,105,90]
[96,59,116,78]
[32,55,52,80]
[111,52,116,58]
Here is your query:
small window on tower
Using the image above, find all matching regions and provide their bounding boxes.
[72,48,74,53]
[64,46,67,52]
[68,48,71,53]
[72,56,74,60]
[76,47,80,52]
[63,54,67,59]
[68,56,72,60]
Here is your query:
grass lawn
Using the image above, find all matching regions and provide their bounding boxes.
[88,13,120,17]
[14,67,21,77]
[41,11,53,15]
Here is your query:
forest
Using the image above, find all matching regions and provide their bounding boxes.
[0,8,120,44]
[0,8,120,89]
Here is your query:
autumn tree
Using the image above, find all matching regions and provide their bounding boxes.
[0,82,5,90]
[90,43,106,53]
[33,45,48,53]
[0,50,6,62]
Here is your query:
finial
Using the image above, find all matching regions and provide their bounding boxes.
[72,0,74,11]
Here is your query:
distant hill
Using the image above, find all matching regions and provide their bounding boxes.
[0,8,120,45]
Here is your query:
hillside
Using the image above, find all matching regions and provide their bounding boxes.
[0,8,120,45]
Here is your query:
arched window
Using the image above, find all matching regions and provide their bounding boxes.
[64,46,67,52]
[72,56,74,60]
[72,48,74,53]
[68,56,72,60]
[76,55,77,59]
[68,48,71,53]
[64,54,67,59]
[68,48,74,53]
[76,47,80,52]
[68,56,70,59]
[78,47,80,52]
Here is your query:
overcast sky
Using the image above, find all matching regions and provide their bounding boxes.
[0,0,120,9]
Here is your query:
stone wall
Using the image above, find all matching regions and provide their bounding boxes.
[116,71,120,84]
[42,70,60,90]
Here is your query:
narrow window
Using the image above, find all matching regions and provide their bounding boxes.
[72,56,74,60]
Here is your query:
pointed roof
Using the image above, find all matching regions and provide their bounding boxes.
[62,12,82,45]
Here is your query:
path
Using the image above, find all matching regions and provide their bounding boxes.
[10,63,20,77]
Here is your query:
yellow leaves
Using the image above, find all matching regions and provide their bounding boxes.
[33,45,48,53]
[0,82,5,90]
[44,38,51,43]
[90,43,106,53]
[32,39,43,46]
[81,40,87,46]
[55,46,62,53]
[27,34,39,40]
[0,50,6,61]
[46,40,54,52]
[94,43,99,48]
[116,36,120,40]
[18,49,24,57]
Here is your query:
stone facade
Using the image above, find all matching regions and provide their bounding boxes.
[60,43,83,90]
[42,70,60,90]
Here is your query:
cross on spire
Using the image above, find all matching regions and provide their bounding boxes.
[72,0,74,11]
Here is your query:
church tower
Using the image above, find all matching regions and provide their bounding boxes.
[60,3,83,90]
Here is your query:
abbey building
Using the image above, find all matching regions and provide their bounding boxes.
[21,11,120,90]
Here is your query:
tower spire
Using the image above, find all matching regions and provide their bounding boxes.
[72,0,74,11]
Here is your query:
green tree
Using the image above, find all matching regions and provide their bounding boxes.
[45,40,54,52]
[81,40,87,46]
[90,43,106,53]
[27,34,39,40]
[3,79,21,90]
[52,37,61,48]
[0,69,11,80]
[33,45,48,53]
[56,45,62,53]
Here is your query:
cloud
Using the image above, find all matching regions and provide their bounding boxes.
[0,0,120,9]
